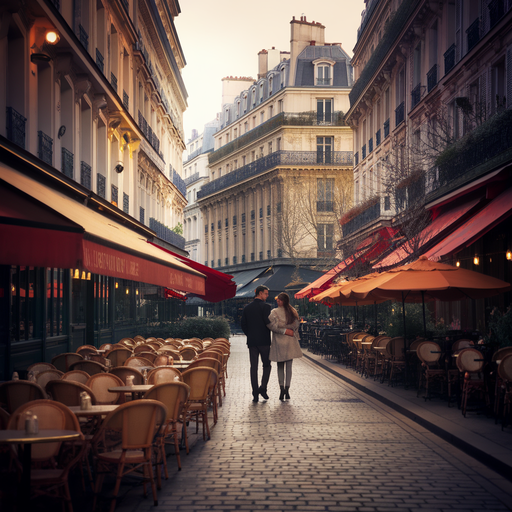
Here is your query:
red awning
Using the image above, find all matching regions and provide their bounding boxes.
[149,242,236,302]
[374,199,480,269]
[1,164,206,294]
[424,187,512,260]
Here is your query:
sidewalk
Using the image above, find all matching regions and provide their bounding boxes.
[303,348,512,482]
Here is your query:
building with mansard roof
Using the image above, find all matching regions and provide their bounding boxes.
[196,16,354,305]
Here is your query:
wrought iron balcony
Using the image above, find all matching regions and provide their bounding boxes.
[362,144,366,160]
[210,111,348,165]
[184,172,200,186]
[317,201,334,212]
[384,119,390,138]
[376,129,381,147]
[111,72,118,92]
[172,168,187,197]
[61,148,74,179]
[96,49,104,73]
[6,107,26,149]
[198,150,353,199]
[123,90,129,110]
[80,161,91,189]
[444,44,456,75]
[78,24,88,51]
[37,131,53,165]
[140,207,145,225]
[123,193,129,214]
[97,173,106,198]
[342,199,382,238]
[395,102,405,127]
[427,64,437,93]
[466,18,480,52]
[411,84,421,109]
[316,78,332,86]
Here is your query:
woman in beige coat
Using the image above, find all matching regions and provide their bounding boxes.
[267,292,302,400]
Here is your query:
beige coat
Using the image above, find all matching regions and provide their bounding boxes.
[267,306,303,362]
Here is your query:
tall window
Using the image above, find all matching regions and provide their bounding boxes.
[316,136,333,164]
[317,224,334,251]
[316,65,332,86]
[317,99,333,124]
[317,178,334,211]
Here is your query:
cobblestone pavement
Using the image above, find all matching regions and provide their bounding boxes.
[116,335,512,512]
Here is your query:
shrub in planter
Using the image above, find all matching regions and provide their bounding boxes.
[139,316,230,340]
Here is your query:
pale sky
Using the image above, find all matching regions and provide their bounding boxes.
[175,1,366,141]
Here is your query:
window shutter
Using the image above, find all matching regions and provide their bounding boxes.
[317,100,324,123]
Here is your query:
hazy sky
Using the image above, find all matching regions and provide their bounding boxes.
[175,1,366,141]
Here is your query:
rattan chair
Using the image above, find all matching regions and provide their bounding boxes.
[147,367,182,385]
[105,346,133,366]
[186,358,222,423]
[68,360,106,375]
[27,362,57,375]
[0,380,46,413]
[416,341,449,400]
[91,400,167,512]
[109,366,145,385]
[154,354,173,366]
[36,369,64,390]
[46,380,97,407]
[62,370,91,384]
[8,399,85,512]
[145,382,190,481]
[179,346,198,361]
[457,347,487,417]
[124,356,155,368]
[52,353,84,372]
[85,373,125,405]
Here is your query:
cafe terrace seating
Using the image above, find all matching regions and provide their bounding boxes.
[51,353,84,372]
[124,356,155,368]
[0,380,46,413]
[110,366,145,385]
[35,369,64,389]
[8,399,85,512]
[91,400,167,512]
[68,360,106,375]
[145,382,191,480]
[85,374,126,405]
[27,362,57,375]
[46,380,98,407]
[105,346,133,366]
[457,347,487,417]
[147,367,182,384]
[62,370,90,384]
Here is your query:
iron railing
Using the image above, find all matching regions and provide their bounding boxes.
[489,0,505,28]
[376,129,381,147]
[184,172,200,186]
[427,64,437,93]
[198,150,353,199]
[411,83,421,109]
[354,152,359,166]
[78,25,88,51]
[123,193,129,214]
[342,200,381,237]
[362,144,366,160]
[111,184,118,206]
[111,72,117,92]
[140,207,145,224]
[61,148,74,178]
[97,173,106,198]
[37,131,53,165]
[6,107,26,149]
[80,161,91,189]
[123,90,129,110]
[384,118,390,138]
[172,168,187,197]
[444,44,456,75]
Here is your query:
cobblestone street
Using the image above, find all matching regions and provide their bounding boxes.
[116,335,511,512]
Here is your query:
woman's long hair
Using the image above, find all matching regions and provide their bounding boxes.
[277,292,299,325]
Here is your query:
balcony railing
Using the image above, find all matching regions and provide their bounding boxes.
[111,184,118,206]
[172,168,187,197]
[316,78,332,86]
[96,49,104,73]
[123,90,129,110]
[342,199,382,237]
[199,150,353,199]
[362,144,366,160]
[123,193,129,214]
[427,109,512,196]
[395,101,405,126]
[368,137,373,153]
[383,119,390,138]
[6,107,26,149]
[466,18,480,52]
[140,207,145,225]
[78,24,88,51]
[111,72,118,92]
[427,64,437,93]
[209,111,347,165]
[411,84,421,109]
[97,173,106,198]
[317,201,334,212]
[80,161,91,189]
[184,172,200,186]
[444,44,456,75]
[37,131,53,165]
[61,148,74,178]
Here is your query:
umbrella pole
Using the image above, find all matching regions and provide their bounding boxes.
[402,291,408,388]
[422,291,427,339]
[374,302,377,334]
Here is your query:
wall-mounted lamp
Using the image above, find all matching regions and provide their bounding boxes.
[115,282,119,289]
[126,288,130,295]
[114,161,124,173]
[456,261,460,267]
[45,30,60,45]
[507,251,512,261]
[136,289,139,295]
[473,256,480,265]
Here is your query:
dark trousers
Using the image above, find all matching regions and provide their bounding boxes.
[249,345,271,395]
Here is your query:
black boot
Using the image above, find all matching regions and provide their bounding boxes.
[279,386,285,400]
[252,391,259,402]
[258,386,269,400]
[284,387,290,400]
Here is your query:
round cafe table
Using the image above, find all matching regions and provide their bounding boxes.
[0,429,81,511]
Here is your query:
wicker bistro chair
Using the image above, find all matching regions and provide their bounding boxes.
[386,337,407,386]
[179,346,198,361]
[68,360,107,376]
[147,367,182,385]
[145,382,191,483]
[187,359,222,423]
[134,344,157,355]
[27,362,57,375]
[109,366,145,386]
[91,400,168,512]
[0,380,47,413]
[137,351,158,363]
[8,399,85,512]
[181,367,218,443]
[158,347,182,361]
[493,347,512,420]
[105,346,133,367]
[52,353,84,372]
[497,354,512,429]
[46,380,97,407]
[154,354,173,367]
[85,374,126,405]
[457,347,488,417]
[35,369,64,389]
[196,353,226,403]
[62,370,90,385]
[416,341,451,401]
[124,356,155,369]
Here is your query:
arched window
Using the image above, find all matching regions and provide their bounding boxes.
[313,58,335,86]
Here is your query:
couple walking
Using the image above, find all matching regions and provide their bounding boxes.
[241,285,302,402]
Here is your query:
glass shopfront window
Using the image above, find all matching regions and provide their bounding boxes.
[94,274,110,330]
[47,268,68,336]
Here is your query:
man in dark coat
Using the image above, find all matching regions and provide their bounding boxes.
[241,285,292,402]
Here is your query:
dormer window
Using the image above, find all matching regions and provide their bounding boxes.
[252,88,257,107]
[243,93,248,113]
[237,101,241,118]
[280,67,286,88]
[269,76,273,96]
[259,83,264,103]
[313,58,335,86]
